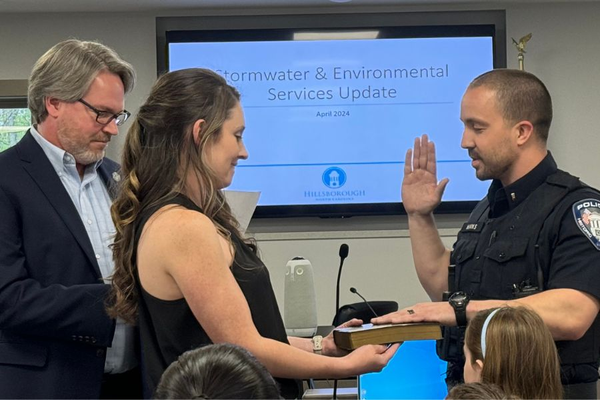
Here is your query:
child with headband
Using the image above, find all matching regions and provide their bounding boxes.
[463,307,562,399]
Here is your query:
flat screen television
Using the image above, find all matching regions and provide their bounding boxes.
[157,11,506,218]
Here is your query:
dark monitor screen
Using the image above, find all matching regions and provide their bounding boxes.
[157,11,506,218]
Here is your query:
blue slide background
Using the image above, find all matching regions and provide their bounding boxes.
[169,37,493,205]
[358,340,448,399]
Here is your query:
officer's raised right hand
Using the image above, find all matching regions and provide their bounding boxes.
[402,134,449,216]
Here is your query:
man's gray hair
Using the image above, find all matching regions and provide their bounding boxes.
[28,39,136,124]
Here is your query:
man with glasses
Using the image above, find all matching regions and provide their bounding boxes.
[0,39,140,398]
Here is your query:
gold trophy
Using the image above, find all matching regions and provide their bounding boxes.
[512,33,532,71]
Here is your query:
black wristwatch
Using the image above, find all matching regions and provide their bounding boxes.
[448,291,470,327]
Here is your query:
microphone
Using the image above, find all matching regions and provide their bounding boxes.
[350,287,379,318]
[335,244,350,324]
[339,243,349,259]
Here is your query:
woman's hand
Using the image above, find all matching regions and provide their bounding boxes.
[323,318,363,357]
[343,343,401,376]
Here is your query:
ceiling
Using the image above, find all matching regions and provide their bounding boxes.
[0,0,597,13]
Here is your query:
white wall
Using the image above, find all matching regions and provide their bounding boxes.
[1,2,598,325]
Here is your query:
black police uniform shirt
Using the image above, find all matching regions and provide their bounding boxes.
[449,152,600,384]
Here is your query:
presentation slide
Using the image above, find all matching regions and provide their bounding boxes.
[169,36,493,206]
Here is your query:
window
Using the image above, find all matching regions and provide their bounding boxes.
[0,80,30,152]
[0,100,30,152]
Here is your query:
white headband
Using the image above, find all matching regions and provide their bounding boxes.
[480,308,501,358]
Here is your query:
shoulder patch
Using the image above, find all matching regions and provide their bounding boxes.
[572,199,600,250]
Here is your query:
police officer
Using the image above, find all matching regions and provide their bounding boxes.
[373,69,600,399]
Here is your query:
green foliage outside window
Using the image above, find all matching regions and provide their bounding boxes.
[0,108,30,152]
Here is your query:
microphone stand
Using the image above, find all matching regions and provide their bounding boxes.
[334,244,349,400]
[335,244,349,325]
[350,287,379,319]
[335,264,344,325]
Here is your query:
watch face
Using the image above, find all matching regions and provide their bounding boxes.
[450,292,467,305]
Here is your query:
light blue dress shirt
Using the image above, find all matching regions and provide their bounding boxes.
[30,126,136,374]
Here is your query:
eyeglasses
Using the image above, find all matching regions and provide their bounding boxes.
[78,98,131,126]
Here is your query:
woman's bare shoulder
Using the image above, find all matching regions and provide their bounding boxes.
[142,205,220,249]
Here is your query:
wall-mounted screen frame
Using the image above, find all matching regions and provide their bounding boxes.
[157,11,506,218]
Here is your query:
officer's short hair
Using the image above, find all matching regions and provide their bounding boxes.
[468,69,552,143]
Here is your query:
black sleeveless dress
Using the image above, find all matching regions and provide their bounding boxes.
[134,194,301,398]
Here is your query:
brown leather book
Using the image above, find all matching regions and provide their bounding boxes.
[333,323,442,350]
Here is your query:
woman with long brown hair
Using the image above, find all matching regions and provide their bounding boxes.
[107,68,397,398]
[464,306,562,399]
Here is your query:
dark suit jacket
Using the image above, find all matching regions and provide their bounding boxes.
[0,131,121,398]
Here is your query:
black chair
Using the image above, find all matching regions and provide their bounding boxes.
[332,301,398,326]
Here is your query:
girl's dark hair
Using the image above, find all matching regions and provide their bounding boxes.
[154,343,282,399]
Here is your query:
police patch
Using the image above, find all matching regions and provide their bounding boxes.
[572,199,600,251]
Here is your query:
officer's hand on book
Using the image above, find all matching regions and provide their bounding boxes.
[371,301,456,326]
